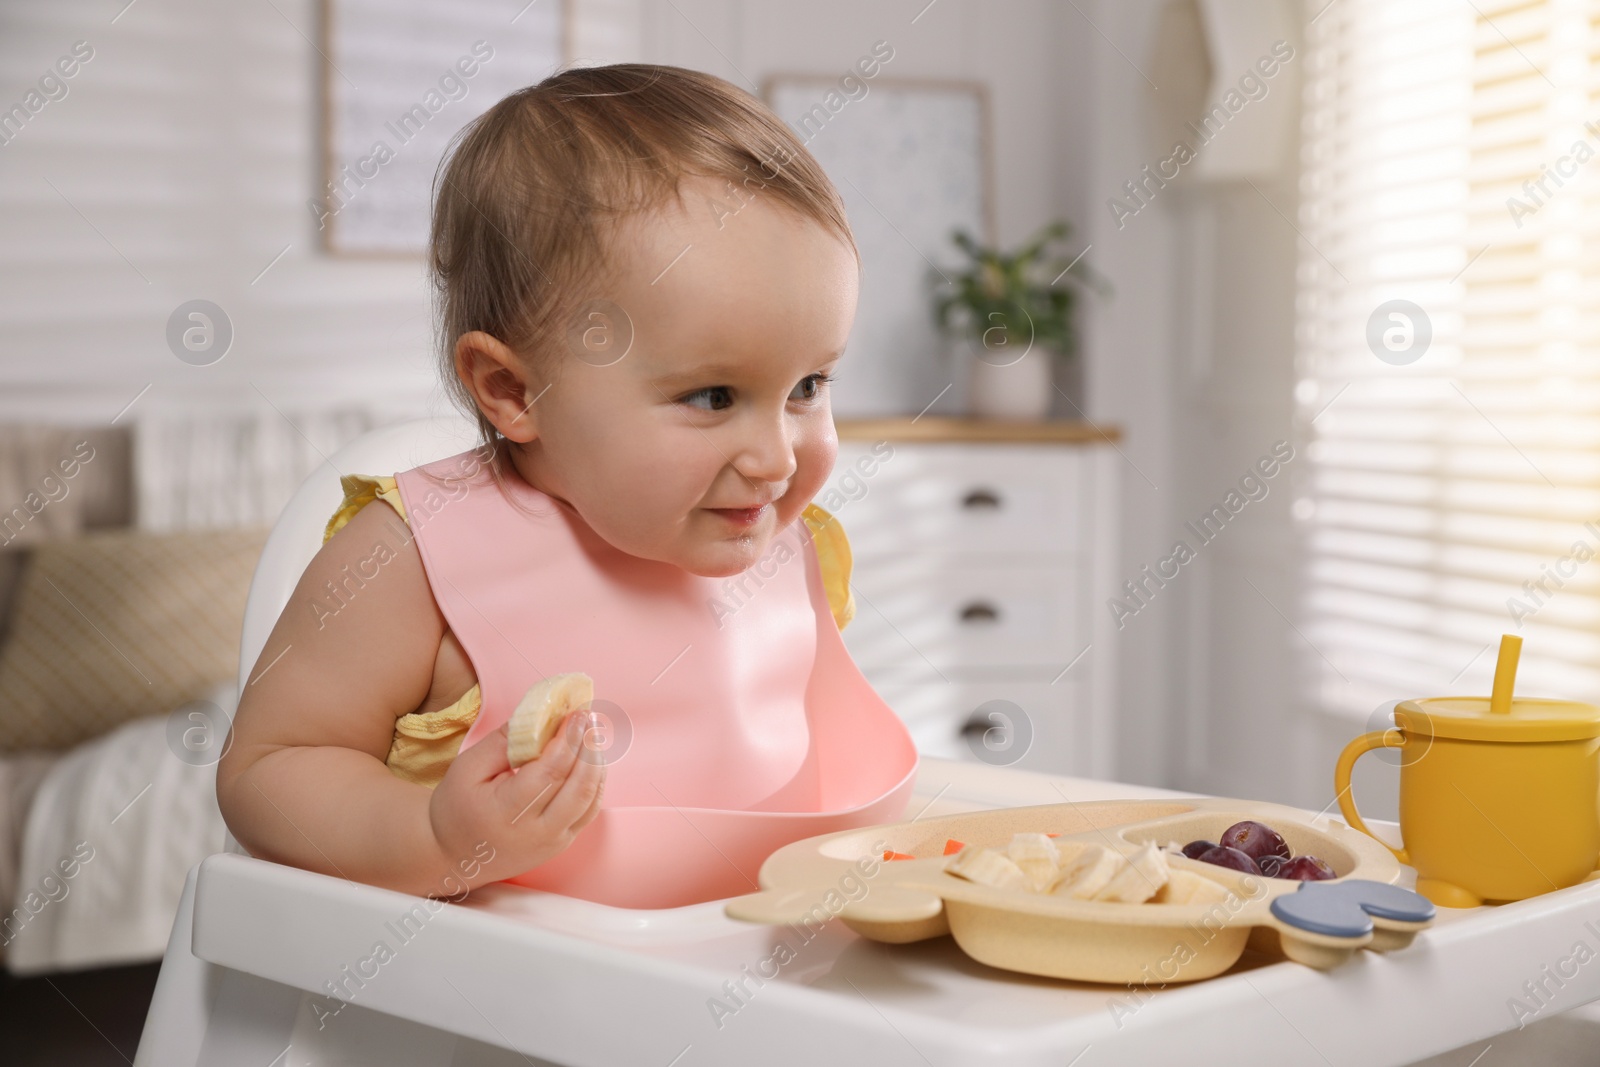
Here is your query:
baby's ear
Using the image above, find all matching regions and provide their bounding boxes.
[456,331,541,443]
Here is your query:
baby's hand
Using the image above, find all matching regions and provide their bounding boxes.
[428,709,605,890]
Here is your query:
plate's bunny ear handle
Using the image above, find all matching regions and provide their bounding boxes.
[1334,731,1411,866]
[725,887,830,925]
[1270,879,1435,967]
[1271,879,1436,934]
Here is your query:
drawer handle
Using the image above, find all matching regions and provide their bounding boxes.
[959,601,1000,624]
[961,488,1002,510]
[958,711,994,739]
[958,705,1027,755]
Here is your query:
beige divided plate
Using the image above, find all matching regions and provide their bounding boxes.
[724,797,1431,984]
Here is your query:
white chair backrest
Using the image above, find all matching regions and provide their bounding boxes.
[235,416,481,693]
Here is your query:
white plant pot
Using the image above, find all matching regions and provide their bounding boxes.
[968,345,1054,421]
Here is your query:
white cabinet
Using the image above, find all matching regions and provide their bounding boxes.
[822,427,1120,778]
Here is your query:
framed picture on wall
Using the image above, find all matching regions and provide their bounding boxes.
[763,76,995,417]
[318,0,570,255]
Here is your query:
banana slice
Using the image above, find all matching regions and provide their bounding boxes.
[1051,843,1124,900]
[506,672,594,767]
[1007,832,1061,864]
[945,846,1027,891]
[1013,858,1058,893]
[1153,868,1233,906]
[1006,833,1061,892]
[1093,841,1171,904]
[1052,839,1090,864]
[1038,839,1092,893]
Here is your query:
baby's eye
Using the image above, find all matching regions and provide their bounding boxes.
[789,373,836,402]
[680,386,734,411]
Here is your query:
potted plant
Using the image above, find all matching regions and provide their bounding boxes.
[930,220,1106,421]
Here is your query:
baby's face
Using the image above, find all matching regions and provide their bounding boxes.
[512,174,859,577]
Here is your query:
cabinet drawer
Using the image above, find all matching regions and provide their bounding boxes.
[820,442,1084,557]
[843,562,1081,670]
[870,678,1086,776]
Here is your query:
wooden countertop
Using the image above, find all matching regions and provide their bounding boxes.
[834,416,1122,444]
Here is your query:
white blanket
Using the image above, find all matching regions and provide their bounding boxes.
[2,682,231,974]
[0,748,60,920]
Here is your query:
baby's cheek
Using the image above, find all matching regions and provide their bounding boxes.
[618,477,692,538]
[650,473,723,547]
[791,435,837,505]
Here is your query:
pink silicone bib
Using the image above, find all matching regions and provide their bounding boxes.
[394,450,918,908]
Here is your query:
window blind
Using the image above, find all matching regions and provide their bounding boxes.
[1297,0,1600,717]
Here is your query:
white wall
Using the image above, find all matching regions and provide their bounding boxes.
[639,0,1090,246]
[0,0,1090,424]
[1080,0,1336,808]
[1079,1,1180,789]
[0,1,442,424]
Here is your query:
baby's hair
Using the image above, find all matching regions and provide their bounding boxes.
[429,62,858,502]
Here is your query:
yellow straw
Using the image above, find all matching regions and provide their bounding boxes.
[1489,633,1522,715]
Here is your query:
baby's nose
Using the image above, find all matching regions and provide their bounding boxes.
[733,429,798,484]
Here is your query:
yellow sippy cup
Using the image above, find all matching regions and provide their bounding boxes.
[1334,634,1600,907]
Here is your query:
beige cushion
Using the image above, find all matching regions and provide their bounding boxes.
[0,527,269,753]
[0,426,133,647]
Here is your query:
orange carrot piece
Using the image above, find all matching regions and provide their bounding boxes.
[943,838,966,855]
[882,850,916,861]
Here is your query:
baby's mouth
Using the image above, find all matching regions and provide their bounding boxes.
[706,504,770,528]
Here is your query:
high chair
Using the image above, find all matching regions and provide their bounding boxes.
[135,414,926,1066]
[135,417,1600,1067]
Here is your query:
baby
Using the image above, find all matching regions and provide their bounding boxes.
[217,64,914,906]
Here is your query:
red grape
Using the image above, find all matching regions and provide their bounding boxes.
[1275,855,1336,881]
[1181,840,1218,860]
[1219,820,1291,866]
[1195,845,1262,875]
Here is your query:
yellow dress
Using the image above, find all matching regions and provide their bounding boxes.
[323,474,857,788]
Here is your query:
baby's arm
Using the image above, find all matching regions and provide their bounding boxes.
[216,500,605,897]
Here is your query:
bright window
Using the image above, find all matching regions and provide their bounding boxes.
[1297,0,1600,716]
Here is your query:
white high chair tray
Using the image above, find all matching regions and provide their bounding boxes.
[141,757,1600,1067]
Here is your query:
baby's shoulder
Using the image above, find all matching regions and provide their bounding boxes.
[233,473,449,745]
[324,473,408,545]
[310,479,429,615]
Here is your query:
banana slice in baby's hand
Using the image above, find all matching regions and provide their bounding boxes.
[506,672,594,767]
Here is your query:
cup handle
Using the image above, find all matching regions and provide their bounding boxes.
[1333,730,1411,867]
